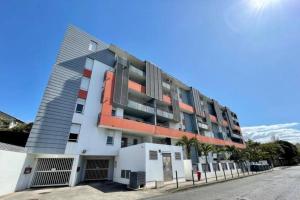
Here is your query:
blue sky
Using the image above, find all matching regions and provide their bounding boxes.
[0,0,299,128]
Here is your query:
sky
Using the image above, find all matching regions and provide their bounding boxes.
[0,0,299,142]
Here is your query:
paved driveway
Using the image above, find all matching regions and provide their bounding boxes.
[0,181,162,200]
[148,166,300,200]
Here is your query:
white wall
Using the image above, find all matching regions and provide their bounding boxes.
[145,144,185,186]
[183,159,193,180]
[198,161,239,179]
[65,60,122,156]
[113,144,146,184]
[114,143,185,187]
[0,150,33,196]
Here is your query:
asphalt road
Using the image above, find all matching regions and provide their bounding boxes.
[148,166,300,200]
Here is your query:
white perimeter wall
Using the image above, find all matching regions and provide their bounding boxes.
[65,60,122,156]
[0,150,34,197]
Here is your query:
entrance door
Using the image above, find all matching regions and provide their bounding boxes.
[162,153,173,181]
[31,158,74,187]
[84,160,109,181]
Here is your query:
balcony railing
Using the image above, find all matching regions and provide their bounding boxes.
[162,82,171,90]
[231,133,243,139]
[127,100,155,114]
[157,109,173,119]
[129,65,145,77]
[198,122,209,130]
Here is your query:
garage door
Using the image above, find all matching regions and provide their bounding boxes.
[31,158,74,187]
[84,160,109,181]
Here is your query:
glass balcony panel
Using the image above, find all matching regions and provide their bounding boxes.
[127,100,154,114]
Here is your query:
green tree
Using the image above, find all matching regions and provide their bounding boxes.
[213,146,225,164]
[275,140,298,165]
[260,142,283,166]
[176,136,199,159]
[198,143,213,183]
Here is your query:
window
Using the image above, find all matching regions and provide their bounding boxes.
[112,109,116,116]
[69,123,81,142]
[88,41,97,51]
[70,123,81,133]
[213,163,220,171]
[80,77,90,90]
[85,58,94,70]
[202,164,211,172]
[75,98,85,114]
[149,151,158,160]
[133,139,138,145]
[121,137,128,148]
[121,170,131,179]
[68,133,78,142]
[106,136,114,145]
[175,152,181,160]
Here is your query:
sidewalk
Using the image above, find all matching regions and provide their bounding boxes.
[157,169,273,193]
[0,169,273,200]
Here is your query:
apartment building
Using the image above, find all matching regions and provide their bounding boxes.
[24,26,245,188]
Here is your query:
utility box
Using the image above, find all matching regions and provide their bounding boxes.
[129,171,145,189]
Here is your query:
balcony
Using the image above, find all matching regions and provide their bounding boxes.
[127,100,154,114]
[209,115,218,123]
[198,122,209,130]
[129,65,145,77]
[162,82,171,90]
[231,133,243,139]
[222,120,229,127]
[179,102,194,113]
[233,125,241,131]
[163,95,172,104]
[157,109,173,120]
[128,80,146,93]
[99,70,246,149]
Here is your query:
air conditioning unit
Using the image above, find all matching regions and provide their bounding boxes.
[129,171,145,190]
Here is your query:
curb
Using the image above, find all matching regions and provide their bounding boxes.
[167,170,273,193]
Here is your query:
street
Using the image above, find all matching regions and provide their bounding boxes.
[148,166,300,200]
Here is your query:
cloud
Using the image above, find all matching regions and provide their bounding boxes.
[242,122,300,144]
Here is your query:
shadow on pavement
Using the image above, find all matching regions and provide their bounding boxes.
[82,181,130,193]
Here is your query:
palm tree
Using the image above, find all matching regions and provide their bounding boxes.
[212,146,224,180]
[198,143,213,183]
[176,136,199,159]
[213,146,225,164]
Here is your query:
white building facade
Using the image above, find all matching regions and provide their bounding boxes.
[19,26,245,191]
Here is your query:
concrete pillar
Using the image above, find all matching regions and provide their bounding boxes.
[69,155,81,187]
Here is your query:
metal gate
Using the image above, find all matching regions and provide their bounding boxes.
[162,153,173,181]
[31,158,74,187]
[84,160,109,181]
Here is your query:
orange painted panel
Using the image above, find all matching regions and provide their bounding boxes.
[78,89,88,99]
[179,102,194,113]
[210,115,217,123]
[83,69,92,78]
[128,80,146,93]
[222,120,229,127]
[163,95,172,104]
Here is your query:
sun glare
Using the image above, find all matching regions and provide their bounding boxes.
[249,0,280,11]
